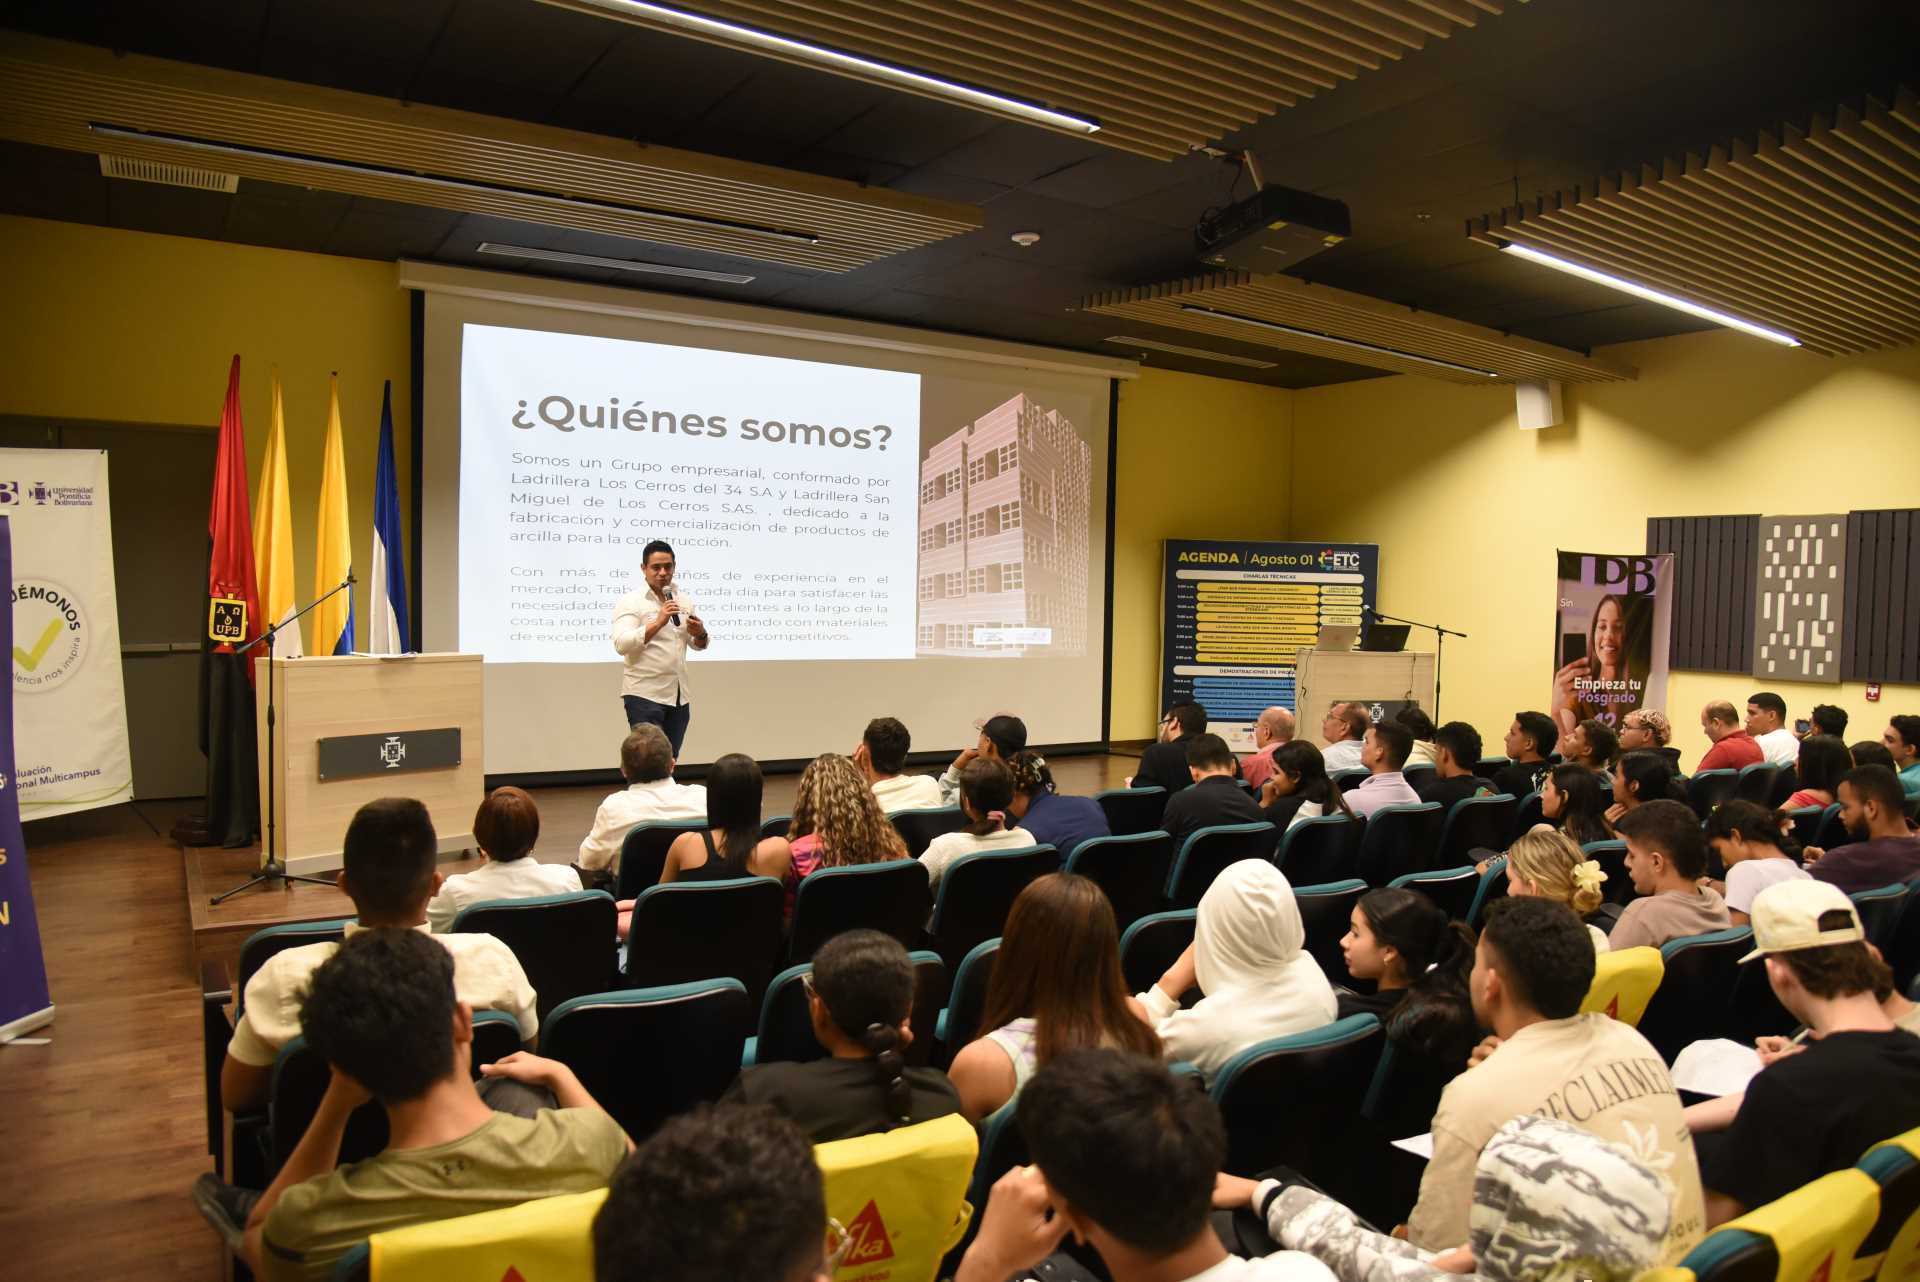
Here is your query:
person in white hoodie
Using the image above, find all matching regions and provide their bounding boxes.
[1136,859,1339,1080]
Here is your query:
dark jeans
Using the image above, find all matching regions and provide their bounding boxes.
[624,695,690,756]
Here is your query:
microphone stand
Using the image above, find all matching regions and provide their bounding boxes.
[1365,606,1468,723]
[210,575,356,904]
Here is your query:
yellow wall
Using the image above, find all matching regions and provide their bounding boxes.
[1111,367,1292,739]
[1290,328,1920,766]
[0,215,412,647]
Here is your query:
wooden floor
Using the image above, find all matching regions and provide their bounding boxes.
[5,753,1139,1279]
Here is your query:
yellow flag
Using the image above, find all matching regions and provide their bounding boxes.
[253,370,304,657]
[311,374,355,655]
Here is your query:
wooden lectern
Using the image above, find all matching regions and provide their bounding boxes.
[256,653,485,876]
[1294,648,1437,726]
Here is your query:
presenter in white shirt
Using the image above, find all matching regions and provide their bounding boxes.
[610,540,709,755]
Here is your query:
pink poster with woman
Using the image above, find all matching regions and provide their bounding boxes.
[1550,550,1674,739]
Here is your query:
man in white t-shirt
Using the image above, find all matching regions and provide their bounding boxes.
[1408,896,1705,1264]
[955,1048,1334,1282]
[576,725,708,874]
[855,716,944,812]
[1746,692,1799,768]
[221,799,538,1115]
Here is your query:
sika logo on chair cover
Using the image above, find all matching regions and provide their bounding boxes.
[815,1112,977,1282]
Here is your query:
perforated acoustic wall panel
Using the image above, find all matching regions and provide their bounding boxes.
[1470,86,1920,356]
[0,34,980,273]
[1844,508,1920,684]
[1646,515,1759,675]
[539,0,1526,160]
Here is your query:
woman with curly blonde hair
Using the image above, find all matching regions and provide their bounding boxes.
[1503,828,1612,953]
[787,754,909,911]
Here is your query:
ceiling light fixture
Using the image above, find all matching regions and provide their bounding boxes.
[1498,242,1801,348]
[476,242,756,283]
[1102,336,1276,369]
[86,122,822,247]
[540,0,1100,135]
[1177,305,1500,378]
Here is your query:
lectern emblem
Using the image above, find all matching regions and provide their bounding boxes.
[381,736,407,769]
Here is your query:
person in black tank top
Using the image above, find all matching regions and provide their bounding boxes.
[679,828,751,882]
[656,754,792,887]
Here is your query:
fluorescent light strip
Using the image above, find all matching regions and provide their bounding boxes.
[548,0,1100,135]
[1103,336,1276,369]
[477,242,756,284]
[1177,305,1500,378]
[1499,242,1800,347]
[87,122,822,247]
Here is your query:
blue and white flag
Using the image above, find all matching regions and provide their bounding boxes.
[368,381,412,654]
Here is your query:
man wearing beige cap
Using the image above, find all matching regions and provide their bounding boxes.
[1692,880,1920,1227]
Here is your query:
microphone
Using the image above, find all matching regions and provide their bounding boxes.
[662,584,681,627]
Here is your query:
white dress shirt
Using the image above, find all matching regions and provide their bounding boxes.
[874,773,945,813]
[1319,738,1366,772]
[426,857,585,933]
[611,586,696,704]
[1755,727,1800,767]
[577,778,709,872]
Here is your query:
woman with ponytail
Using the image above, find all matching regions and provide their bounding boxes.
[918,758,1036,889]
[1504,828,1613,952]
[725,929,960,1141]
[1338,888,1481,1069]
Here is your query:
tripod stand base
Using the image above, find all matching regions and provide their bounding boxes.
[210,860,337,905]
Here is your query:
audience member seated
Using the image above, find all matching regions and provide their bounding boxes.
[1889,715,1920,799]
[1318,701,1371,774]
[1135,860,1337,1080]
[1346,720,1422,819]
[1619,708,1682,773]
[1398,706,1439,769]
[426,786,580,933]
[1704,801,1810,926]
[1686,881,1920,1227]
[1747,691,1799,767]
[1780,733,1849,811]
[1135,702,1220,794]
[626,753,793,938]
[1561,717,1618,786]
[231,929,629,1281]
[788,753,911,901]
[954,1048,1337,1282]
[1162,733,1266,853]
[1406,898,1703,1262]
[948,874,1159,1122]
[577,726,707,877]
[1260,740,1356,831]
[594,1102,830,1282]
[1217,1115,1672,1282]
[1809,703,1848,740]
[1491,712,1558,799]
[1502,830,1611,952]
[1241,706,1296,792]
[919,759,1036,890]
[221,799,538,1115]
[939,713,1028,805]
[854,716,943,812]
[1609,800,1730,951]
[1337,888,1480,1070]
[1805,765,1920,894]
[725,929,960,1141]
[1539,763,1612,848]
[1413,721,1493,810]
[1605,750,1674,831]
[1854,739,1899,772]
[1007,750,1109,857]
[1696,701,1763,772]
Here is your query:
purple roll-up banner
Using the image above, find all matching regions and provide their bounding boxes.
[0,514,55,1041]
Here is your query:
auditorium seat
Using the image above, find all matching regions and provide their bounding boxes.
[452,891,617,1026]
[935,937,999,1068]
[1094,786,1169,836]
[1767,767,1802,810]
[750,950,947,1069]
[1725,943,1797,1045]
[1581,839,1634,906]
[1386,866,1479,922]
[1351,803,1441,885]
[927,844,1058,972]
[944,1096,1031,1280]
[1734,762,1779,807]
[1465,856,1509,929]
[1119,910,1197,1001]
[1295,880,1368,988]
[1782,805,1826,851]
[1276,813,1363,888]
[786,858,931,964]
[1508,789,1544,844]
[1657,1168,1879,1282]
[1477,755,1511,778]
[1210,1015,1383,1176]
[1579,947,1663,1026]
[1857,1129,1920,1282]
[1434,793,1516,870]
[890,806,969,859]
[621,876,784,1008]
[1330,768,1369,793]
[541,980,751,1142]
[1063,830,1173,935]
[760,815,792,840]
[1852,882,1912,953]
[1636,927,1754,1062]
[237,918,353,1005]
[1165,822,1278,909]
[613,821,707,900]
[1811,802,1850,851]
[1687,769,1740,820]
[1887,884,1920,993]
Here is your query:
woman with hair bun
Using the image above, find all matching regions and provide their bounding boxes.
[1503,828,1612,952]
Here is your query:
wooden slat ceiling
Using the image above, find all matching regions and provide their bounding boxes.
[1468,86,1920,357]
[537,0,1523,161]
[0,34,980,273]
[1083,271,1633,383]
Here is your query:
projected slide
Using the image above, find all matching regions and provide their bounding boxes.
[461,324,922,662]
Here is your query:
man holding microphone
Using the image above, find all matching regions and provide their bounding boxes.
[611,540,708,755]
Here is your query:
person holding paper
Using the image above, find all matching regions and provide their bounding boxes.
[610,540,708,755]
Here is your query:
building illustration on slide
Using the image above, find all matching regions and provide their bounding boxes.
[916,393,1090,657]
